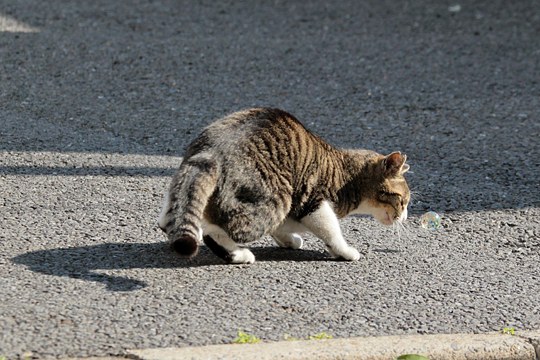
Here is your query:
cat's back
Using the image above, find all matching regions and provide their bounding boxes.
[207,107,305,141]
[187,108,313,157]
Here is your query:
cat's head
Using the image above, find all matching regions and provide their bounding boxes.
[354,152,410,225]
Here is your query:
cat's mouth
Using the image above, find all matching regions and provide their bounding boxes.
[377,209,407,226]
[378,211,394,226]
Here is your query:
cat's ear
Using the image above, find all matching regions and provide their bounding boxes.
[383,152,408,176]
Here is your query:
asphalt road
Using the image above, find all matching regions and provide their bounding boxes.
[1,0,539,358]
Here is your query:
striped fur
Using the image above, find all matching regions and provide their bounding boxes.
[159,108,410,262]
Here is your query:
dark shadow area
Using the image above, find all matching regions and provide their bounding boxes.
[0,0,538,214]
[0,165,175,177]
[12,242,328,292]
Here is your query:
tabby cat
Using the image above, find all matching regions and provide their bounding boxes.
[158,108,410,264]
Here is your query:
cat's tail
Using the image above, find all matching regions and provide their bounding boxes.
[158,153,219,257]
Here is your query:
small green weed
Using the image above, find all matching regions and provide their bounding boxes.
[233,330,334,344]
[502,327,516,335]
[396,354,430,360]
[283,334,300,341]
[308,332,333,340]
[232,330,261,344]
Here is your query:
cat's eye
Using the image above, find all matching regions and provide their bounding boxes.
[380,191,399,198]
[378,192,402,206]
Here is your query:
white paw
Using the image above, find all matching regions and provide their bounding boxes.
[341,246,361,261]
[289,234,303,249]
[230,248,256,264]
[329,246,360,261]
[273,233,304,249]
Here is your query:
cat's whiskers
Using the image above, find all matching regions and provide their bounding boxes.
[393,221,401,243]
[395,218,412,241]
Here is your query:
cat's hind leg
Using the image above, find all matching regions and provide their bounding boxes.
[271,218,305,249]
[203,224,255,264]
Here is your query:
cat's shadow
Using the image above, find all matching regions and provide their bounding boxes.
[12,242,328,292]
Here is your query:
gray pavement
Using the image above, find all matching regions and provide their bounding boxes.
[1,0,539,358]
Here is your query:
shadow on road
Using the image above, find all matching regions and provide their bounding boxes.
[1,1,538,213]
[0,165,175,177]
[12,242,327,292]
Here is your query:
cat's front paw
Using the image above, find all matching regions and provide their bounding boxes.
[329,246,361,261]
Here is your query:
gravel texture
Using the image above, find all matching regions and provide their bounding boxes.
[1,0,539,358]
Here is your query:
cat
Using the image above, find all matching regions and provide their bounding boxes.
[158,108,410,264]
